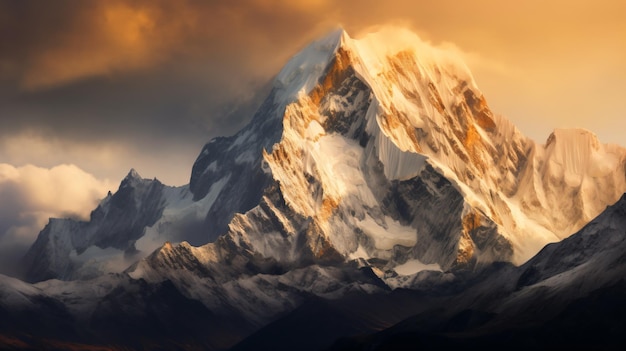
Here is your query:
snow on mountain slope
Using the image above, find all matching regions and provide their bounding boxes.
[167,192,626,351]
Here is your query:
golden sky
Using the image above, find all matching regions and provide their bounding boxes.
[2,1,624,150]
[0,0,625,268]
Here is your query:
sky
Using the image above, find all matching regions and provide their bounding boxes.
[1,0,625,275]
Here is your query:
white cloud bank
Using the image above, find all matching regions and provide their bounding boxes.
[0,163,115,277]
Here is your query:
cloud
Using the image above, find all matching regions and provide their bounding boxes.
[0,163,114,276]
[0,0,337,91]
[9,1,195,91]
[0,124,233,187]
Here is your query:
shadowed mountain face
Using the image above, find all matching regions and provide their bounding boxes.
[0,276,256,350]
[3,27,626,350]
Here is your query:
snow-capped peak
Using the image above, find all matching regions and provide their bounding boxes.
[544,128,604,175]
[274,28,347,104]
[120,168,150,189]
[126,168,142,180]
[350,26,476,87]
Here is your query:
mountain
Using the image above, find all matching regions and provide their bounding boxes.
[23,27,626,283]
[127,26,626,284]
[4,26,626,349]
